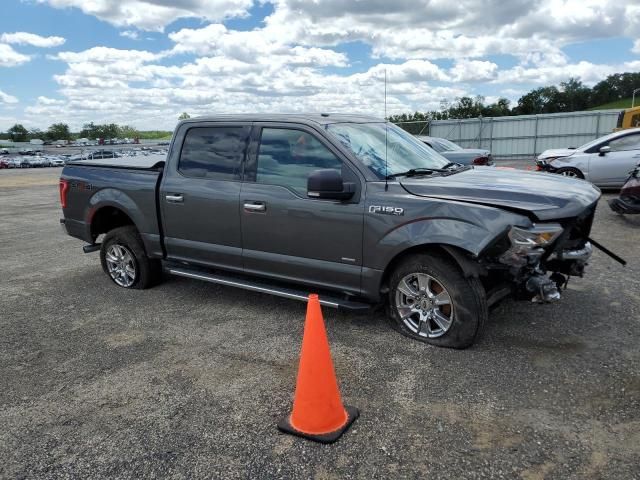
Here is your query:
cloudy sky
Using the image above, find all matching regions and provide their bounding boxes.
[1,0,639,131]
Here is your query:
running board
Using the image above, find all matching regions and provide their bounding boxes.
[166,267,371,312]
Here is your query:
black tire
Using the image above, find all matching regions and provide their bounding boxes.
[100,226,162,289]
[387,253,487,349]
[556,167,584,179]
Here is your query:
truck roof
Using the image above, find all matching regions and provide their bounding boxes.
[183,113,383,126]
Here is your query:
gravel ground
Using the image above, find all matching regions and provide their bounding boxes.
[1,167,639,479]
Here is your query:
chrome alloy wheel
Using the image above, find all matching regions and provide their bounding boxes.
[559,170,579,178]
[395,273,454,338]
[105,244,137,287]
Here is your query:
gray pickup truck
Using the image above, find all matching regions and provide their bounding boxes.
[60,114,601,348]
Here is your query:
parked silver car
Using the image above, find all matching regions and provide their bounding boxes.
[417,136,493,166]
[536,128,640,187]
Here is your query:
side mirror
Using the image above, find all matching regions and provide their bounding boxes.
[307,169,355,200]
[599,146,611,156]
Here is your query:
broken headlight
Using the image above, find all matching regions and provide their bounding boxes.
[499,224,563,267]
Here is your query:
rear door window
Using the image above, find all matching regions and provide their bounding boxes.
[179,126,250,180]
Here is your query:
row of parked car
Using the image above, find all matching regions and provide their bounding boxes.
[0,156,65,168]
[0,147,169,170]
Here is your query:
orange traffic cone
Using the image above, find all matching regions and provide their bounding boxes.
[278,294,359,443]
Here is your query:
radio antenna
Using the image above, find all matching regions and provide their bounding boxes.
[384,68,389,191]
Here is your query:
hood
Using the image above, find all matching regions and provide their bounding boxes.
[537,148,576,160]
[400,167,600,221]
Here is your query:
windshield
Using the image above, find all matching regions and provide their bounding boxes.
[578,131,622,151]
[326,122,449,179]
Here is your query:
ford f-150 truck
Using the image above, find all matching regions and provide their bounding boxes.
[60,114,601,348]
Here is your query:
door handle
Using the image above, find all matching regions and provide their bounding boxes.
[166,194,184,203]
[244,201,266,212]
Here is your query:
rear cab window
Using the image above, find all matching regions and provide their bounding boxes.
[178,126,250,180]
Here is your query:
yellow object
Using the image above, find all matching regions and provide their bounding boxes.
[614,106,640,131]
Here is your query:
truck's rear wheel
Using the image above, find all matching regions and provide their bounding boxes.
[100,226,162,289]
[388,253,487,349]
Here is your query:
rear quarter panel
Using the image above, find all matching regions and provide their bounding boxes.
[61,165,161,254]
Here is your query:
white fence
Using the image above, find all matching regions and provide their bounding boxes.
[428,110,621,159]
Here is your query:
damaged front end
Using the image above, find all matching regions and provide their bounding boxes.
[483,204,597,303]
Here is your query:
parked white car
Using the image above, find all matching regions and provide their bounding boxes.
[536,128,640,187]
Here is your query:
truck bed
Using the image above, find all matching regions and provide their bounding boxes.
[68,154,166,170]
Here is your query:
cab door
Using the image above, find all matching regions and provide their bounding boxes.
[160,123,250,271]
[240,124,365,295]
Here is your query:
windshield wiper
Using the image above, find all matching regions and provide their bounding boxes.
[386,167,447,179]
[441,162,460,169]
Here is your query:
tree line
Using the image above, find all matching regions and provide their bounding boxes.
[1,122,172,142]
[390,72,640,133]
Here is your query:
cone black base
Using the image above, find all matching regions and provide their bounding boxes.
[277,405,359,444]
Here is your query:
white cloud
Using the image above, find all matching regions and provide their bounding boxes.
[0,44,30,67]
[39,39,465,130]
[120,30,140,40]
[633,39,640,54]
[492,57,640,90]
[37,0,253,30]
[167,24,348,67]
[36,96,65,105]
[261,0,640,60]
[55,46,159,64]
[0,90,19,104]
[10,0,640,130]
[449,60,498,82]
[0,32,65,48]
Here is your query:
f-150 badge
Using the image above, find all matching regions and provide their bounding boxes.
[369,205,404,216]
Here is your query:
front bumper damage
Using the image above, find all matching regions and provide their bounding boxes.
[535,159,559,173]
[525,242,593,302]
[489,205,597,303]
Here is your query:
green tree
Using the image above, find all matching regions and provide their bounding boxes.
[591,72,640,106]
[388,111,451,134]
[514,86,560,115]
[481,98,511,117]
[178,112,190,120]
[46,123,72,141]
[8,124,28,142]
[557,78,591,112]
[118,125,140,139]
[446,96,485,119]
[79,122,120,140]
[79,122,99,139]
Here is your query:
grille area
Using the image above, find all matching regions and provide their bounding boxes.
[556,202,597,250]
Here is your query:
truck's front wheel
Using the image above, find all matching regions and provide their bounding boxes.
[388,253,487,349]
[100,226,162,289]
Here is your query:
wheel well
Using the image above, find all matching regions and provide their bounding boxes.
[91,207,135,240]
[379,244,481,294]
